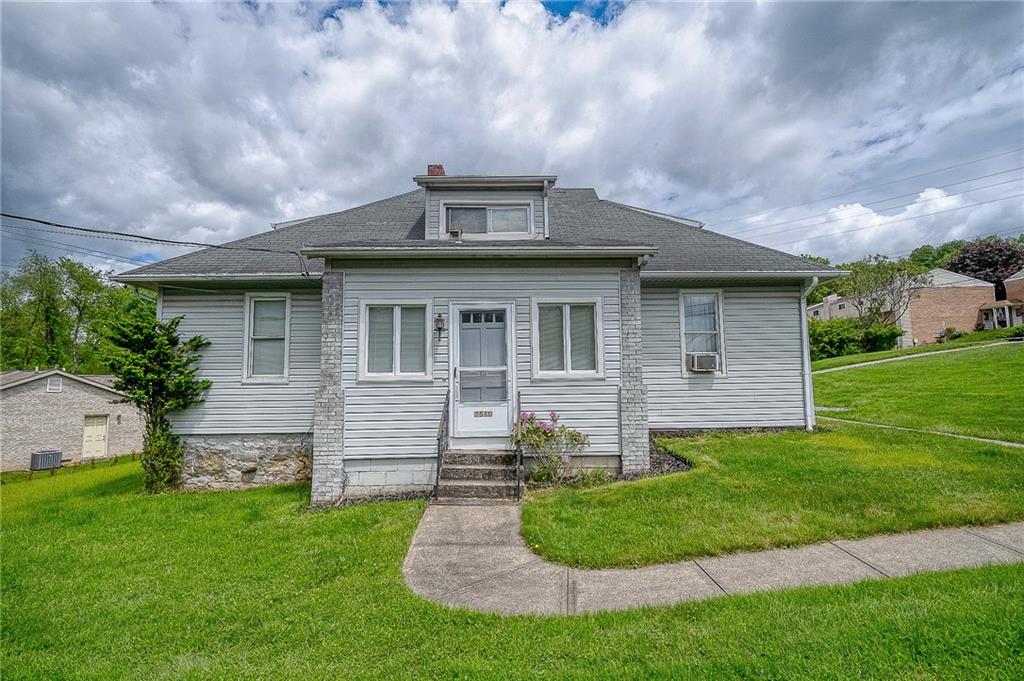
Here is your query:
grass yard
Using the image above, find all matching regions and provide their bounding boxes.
[3,460,1023,679]
[810,328,1018,371]
[521,423,1024,568]
[814,342,1024,443]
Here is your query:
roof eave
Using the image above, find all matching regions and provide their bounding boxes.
[0,368,124,395]
[301,245,656,259]
[641,269,848,281]
[412,175,558,190]
[113,272,313,285]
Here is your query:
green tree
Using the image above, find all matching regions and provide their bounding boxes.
[945,237,1024,299]
[907,240,967,271]
[0,252,153,373]
[104,298,211,492]
[832,255,932,328]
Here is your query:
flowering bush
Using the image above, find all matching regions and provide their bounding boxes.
[509,411,590,483]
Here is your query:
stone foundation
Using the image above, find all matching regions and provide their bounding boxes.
[181,433,312,489]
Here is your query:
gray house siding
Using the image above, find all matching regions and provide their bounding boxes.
[642,285,807,429]
[425,190,545,239]
[160,287,322,434]
[339,262,622,469]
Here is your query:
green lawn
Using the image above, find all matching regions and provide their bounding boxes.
[814,342,1024,443]
[811,328,1017,371]
[3,461,1023,679]
[520,424,1024,568]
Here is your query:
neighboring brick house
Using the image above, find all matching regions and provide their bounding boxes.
[1005,268,1024,301]
[895,269,995,347]
[0,370,144,471]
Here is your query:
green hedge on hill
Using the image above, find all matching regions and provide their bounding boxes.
[808,318,904,361]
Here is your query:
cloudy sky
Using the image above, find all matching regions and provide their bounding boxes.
[2,0,1023,272]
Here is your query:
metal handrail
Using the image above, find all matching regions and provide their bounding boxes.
[515,390,524,500]
[433,390,450,499]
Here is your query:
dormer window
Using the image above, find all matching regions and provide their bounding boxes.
[445,204,532,237]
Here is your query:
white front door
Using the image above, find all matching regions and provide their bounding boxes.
[452,304,513,436]
[82,415,109,459]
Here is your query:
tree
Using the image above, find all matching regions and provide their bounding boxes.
[104,298,211,492]
[0,252,153,373]
[907,239,967,271]
[945,237,1024,299]
[833,254,932,328]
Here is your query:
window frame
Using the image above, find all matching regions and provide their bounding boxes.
[679,289,727,376]
[440,200,535,239]
[530,296,604,379]
[358,299,434,382]
[46,376,63,393]
[242,292,291,384]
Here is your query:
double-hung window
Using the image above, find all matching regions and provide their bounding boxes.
[533,300,601,376]
[363,303,430,378]
[244,293,290,381]
[446,205,531,236]
[680,292,724,371]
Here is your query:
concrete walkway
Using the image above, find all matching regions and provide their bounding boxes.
[819,415,1024,450]
[813,341,1016,374]
[402,504,1024,616]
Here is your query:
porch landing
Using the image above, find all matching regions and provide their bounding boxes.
[402,504,1024,616]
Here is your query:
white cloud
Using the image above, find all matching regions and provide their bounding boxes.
[1,0,1022,271]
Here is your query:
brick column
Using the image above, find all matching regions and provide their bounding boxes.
[618,267,649,473]
[311,269,346,506]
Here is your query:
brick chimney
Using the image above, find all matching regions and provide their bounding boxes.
[427,164,445,176]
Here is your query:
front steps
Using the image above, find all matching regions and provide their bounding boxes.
[436,449,520,501]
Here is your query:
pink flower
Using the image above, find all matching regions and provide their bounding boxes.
[518,411,529,420]
[549,411,559,420]
[560,453,571,466]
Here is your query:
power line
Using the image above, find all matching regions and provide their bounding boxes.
[1,230,151,266]
[0,211,313,277]
[883,224,1024,259]
[767,192,1024,248]
[737,181,1024,243]
[706,147,1024,229]
[725,167,1024,238]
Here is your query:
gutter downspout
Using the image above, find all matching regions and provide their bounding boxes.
[799,276,818,431]
[542,179,550,239]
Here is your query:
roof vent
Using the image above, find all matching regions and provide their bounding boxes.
[427,164,445,176]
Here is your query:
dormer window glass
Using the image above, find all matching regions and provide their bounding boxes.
[446,205,531,236]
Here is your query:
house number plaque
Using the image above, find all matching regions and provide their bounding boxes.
[474,410,493,418]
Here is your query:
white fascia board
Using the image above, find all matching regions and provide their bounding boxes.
[300,245,657,259]
[641,270,848,281]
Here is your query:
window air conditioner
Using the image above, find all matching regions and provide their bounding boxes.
[686,352,719,372]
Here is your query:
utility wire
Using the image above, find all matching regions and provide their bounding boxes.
[0,211,312,277]
[768,192,1024,248]
[735,180,1024,242]
[0,229,152,266]
[706,147,1024,228]
[725,167,1024,238]
[883,224,1024,259]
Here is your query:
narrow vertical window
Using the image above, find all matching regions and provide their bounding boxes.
[538,304,565,371]
[246,295,289,379]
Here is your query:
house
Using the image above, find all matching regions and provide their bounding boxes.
[1005,267,1024,302]
[985,268,1024,329]
[115,166,841,504]
[0,369,144,471]
[806,293,859,321]
[894,268,997,347]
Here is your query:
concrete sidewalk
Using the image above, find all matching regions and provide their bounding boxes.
[402,504,1024,616]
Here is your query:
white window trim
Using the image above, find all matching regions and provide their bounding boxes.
[530,296,605,380]
[358,299,434,382]
[440,200,535,240]
[242,292,291,384]
[46,376,63,393]
[679,289,727,376]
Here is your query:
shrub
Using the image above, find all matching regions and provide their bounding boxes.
[861,323,906,351]
[809,318,905,359]
[808,318,861,360]
[510,411,589,485]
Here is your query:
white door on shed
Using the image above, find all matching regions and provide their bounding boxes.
[82,415,109,459]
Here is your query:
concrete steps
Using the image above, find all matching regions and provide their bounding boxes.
[436,449,520,500]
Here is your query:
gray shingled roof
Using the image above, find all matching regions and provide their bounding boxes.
[119,186,830,278]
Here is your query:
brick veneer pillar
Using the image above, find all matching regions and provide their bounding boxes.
[311,269,346,505]
[618,267,650,473]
